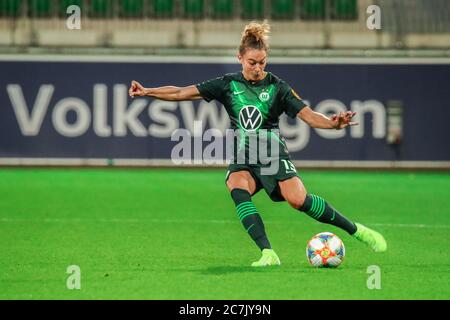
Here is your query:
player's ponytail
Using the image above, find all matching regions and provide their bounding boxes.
[239,20,271,54]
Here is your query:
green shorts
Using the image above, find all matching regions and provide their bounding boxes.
[225,159,299,202]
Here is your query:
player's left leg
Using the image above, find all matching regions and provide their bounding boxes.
[279,177,357,235]
[227,169,281,266]
[279,177,387,252]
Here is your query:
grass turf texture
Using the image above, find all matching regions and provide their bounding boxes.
[0,168,449,300]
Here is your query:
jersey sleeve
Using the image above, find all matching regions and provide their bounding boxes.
[195,76,227,103]
[280,82,308,118]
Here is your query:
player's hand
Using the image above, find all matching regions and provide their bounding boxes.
[331,111,358,129]
[129,80,146,98]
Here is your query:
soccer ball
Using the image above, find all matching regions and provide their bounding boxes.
[306,232,345,268]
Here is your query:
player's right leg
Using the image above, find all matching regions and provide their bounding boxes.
[279,176,387,253]
[351,223,387,253]
[226,170,280,267]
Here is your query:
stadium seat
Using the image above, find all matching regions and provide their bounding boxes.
[271,0,295,20]
[241,0,264,19]
[28,0,53,17]
[90,0,114,18]
[152,0,174,18]
[211,0,233,19]
[332,0,357,20]
[120,0,145,18]
[59,0,83,18]
[300,0,325,20]
[182,0,204,19]
[0,0,22,17]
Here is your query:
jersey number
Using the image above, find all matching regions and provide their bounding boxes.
[281,160,297,173]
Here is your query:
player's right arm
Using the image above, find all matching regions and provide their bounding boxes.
[128,80,202,101]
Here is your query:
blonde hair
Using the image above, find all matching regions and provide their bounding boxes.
[239,20,271,54]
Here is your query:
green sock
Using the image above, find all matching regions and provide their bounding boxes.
[299,194,357,235]
[231,188,271,250]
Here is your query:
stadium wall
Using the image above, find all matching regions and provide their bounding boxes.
[0,55,449,168]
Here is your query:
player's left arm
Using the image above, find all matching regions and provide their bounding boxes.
[297,106,358,129]
[281,83,357,129]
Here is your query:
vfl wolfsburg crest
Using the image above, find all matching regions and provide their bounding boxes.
[259,91,270,102]
[239,105,262,131]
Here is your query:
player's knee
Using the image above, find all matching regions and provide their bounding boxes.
[287,198,303,210]
[226,175,247,192]
[286,192,307,209]
[226,179,236,191]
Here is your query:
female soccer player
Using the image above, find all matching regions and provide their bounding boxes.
[129,21,387,267]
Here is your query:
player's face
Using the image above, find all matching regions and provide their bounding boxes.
[238,48,267,82]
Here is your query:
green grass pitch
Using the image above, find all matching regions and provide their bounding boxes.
[0,168,449,300]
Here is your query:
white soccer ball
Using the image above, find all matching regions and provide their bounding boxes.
[306,232,345,268]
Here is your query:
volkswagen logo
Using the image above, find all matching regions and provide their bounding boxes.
[239,105,263,131]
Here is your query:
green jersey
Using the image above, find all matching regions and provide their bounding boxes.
[196,71,307,164]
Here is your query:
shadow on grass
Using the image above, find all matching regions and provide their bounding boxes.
[199,266,278,275]
[194,264,333,275]
[199,264,351,275]
[163,264,346,275]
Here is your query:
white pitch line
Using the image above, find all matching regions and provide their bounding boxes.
[0,218,449,229]
[369,223,450,229]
